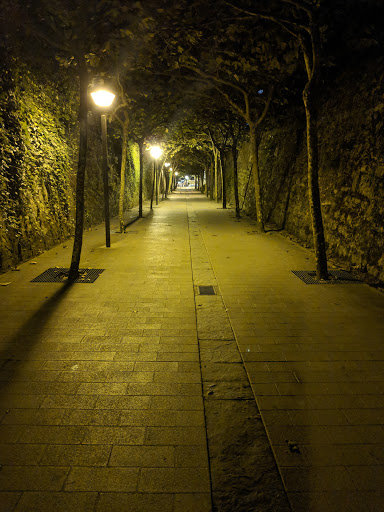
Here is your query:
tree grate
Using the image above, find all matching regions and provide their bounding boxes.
[292,270,362,285]
[197,285,216,295]
[31,268,105,283]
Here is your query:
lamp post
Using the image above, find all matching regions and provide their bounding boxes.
[150,145,162,209]
[91,89,115,247]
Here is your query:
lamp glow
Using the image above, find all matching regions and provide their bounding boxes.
[91,90,115,107]
[150,146,162,159]
[164,162,171,167]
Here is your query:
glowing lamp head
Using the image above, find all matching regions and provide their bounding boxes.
[175,172,178,176]
[91,90,115,107]
[150,146,162,159]
[164,162,171,167]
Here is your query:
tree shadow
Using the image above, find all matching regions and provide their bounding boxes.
[0,281,74,390]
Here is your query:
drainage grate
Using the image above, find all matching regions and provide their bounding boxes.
[197,285,216,295]
[31,268,105,283]
[292,269,362,285]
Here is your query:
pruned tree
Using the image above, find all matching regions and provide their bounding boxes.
[228,0,329,279]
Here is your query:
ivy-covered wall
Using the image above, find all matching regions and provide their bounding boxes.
[0,58,77,269]
[0,57,143,272]
[225,59,384,283]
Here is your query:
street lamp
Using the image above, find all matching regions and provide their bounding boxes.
[150,145,162,208]
[91,89,115,247]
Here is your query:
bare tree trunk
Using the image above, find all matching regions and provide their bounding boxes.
[69,62,88,281]
[214,148,218,201]
[119,123,128,233]
[303,82,328,280]
[219,149,227,209]
[167,169,173,195]
[249,124,264,231]
[232,143,240,218]
[150,161,156,209]
[138,139,144,217]
[300,24,329,280]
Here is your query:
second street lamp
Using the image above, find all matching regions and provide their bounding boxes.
[91,89,115,247]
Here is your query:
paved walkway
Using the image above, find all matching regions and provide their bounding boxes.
[0,190,383,511]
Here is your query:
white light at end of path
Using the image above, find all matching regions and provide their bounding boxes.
[91,90,115,107]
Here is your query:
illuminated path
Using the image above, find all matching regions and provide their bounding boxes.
[0,190,383,511]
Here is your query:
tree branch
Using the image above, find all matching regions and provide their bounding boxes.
[255,85,274,126]
[182,65,247,119]
[224,1,309,35]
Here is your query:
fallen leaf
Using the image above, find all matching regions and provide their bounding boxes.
[0,282,11,286]
[30,262,37,265]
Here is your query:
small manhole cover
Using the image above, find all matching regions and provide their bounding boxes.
[197,285,216,295]
[31,268,105,283]
[292,270,362,284]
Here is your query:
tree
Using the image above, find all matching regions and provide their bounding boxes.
[5,0,150,279]
[228,0,329,278]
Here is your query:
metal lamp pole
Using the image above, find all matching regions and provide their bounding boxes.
[101,114,110,247]
[91,89,115,248]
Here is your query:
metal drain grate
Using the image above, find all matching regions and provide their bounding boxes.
[292,270,362,285]
[31,268,105,283]
[197,285,216,295]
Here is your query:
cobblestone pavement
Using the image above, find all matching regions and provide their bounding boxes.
[0,190,383,511]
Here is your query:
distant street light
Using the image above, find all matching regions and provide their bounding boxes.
[150,145,163,208]
[91,89,115,247]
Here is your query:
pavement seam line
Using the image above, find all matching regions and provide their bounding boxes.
[186,195,215,512]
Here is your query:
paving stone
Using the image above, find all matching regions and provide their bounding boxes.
[174,493,212,512]
[145,426,207,445]
[40,395,98,409]
[0,466,69,491]
[109,445,175,467]
[0,425,25,443]
[150,396,204,410]
[175,445,209,467]
[0,444,45,466]
[14,492,97,512]
[119,410,205,427]
[40,444,111,466]
[95,396,151,409]
[19,425,87,444]
[82,426,145,445]
[95,493,174,512]
[65,467,139,491]
[0,492,21,512]
[139,467,210,493]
